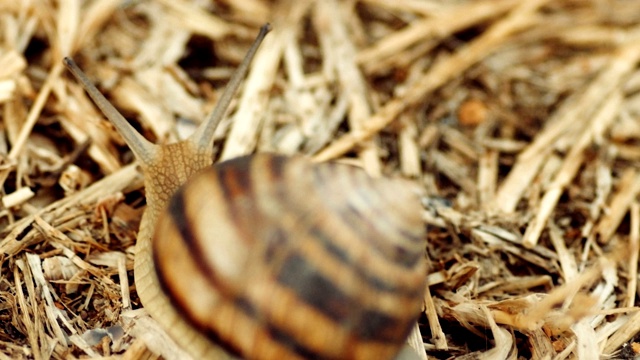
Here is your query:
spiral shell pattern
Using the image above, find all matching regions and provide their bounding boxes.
[153,153,426,360]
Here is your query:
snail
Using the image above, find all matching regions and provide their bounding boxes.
[64,24,427,360]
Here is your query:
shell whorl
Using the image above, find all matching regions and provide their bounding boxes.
[153,153,426,360]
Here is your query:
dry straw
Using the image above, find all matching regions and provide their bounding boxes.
[1,0,640,359]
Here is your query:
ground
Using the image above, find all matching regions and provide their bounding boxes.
[1,0,640,359]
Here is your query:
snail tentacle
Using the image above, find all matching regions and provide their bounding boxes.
[189,23,272,150]
[63,57,157,165]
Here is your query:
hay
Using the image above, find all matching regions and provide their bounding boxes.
[1,0,640,359]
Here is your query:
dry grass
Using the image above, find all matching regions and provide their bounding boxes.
[1,0,640,359]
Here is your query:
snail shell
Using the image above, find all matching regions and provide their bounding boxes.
[154,153,427,359]
[64,24,427,360]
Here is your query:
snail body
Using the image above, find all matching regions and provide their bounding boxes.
[65,25,426,360]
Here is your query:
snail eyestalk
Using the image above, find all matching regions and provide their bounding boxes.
[190,23,272,149]
[63,57,157,164]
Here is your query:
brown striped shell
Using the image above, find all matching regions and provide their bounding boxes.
[153,153,427,360]
[64,24,427,360]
